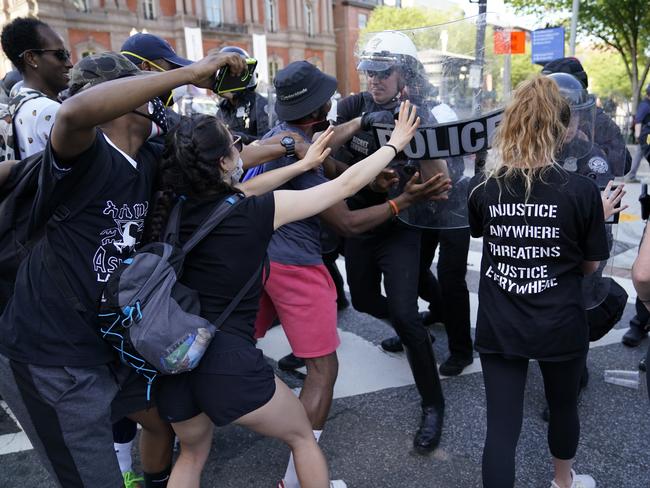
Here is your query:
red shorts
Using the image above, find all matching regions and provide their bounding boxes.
[254,261,340,358]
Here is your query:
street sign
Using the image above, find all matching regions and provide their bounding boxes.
[532,27,565,64]
[494,30,526,55]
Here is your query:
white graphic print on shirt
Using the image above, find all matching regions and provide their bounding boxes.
[94,200,149,282]
[484,203,561,295]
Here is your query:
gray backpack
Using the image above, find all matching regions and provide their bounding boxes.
[98,193,266,399]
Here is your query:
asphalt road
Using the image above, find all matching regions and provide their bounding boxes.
[1,173,650,488]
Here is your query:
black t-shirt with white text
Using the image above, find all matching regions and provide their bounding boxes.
[0,131,158,366]
[177,192,275,372]
[468,168,609,360]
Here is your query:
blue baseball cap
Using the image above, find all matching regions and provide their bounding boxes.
[120,33,191,68]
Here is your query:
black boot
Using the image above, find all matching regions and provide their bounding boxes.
[622,323,648,347]
[403,334,445,453]
[381,332,436,353]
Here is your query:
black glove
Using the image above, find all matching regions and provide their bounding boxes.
[640,183,650,221]
[360,110,395,131]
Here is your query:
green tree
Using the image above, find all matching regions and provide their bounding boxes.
[511,48,539,87]
[579,47,632,101]
[506,0,650,111]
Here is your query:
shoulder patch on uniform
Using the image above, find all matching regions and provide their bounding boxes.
[587,156,608,174]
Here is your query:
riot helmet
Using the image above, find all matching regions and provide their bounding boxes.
[219,45,257,91]
[546,72,596,161]
[357,31,429,105]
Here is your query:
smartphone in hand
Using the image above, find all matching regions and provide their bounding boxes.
[213,59,258,95]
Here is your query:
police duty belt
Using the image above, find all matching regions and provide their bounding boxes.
[372,109,504,160]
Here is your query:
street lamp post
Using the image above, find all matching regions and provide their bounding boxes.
[470,0,488,174]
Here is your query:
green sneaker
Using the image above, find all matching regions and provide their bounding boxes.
[123,470,144,488]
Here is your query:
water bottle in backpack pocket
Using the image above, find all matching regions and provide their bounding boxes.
[97,194,266,399]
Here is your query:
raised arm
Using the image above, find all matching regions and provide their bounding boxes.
[272,101,419,230]
[236,132,333,196]
[51,52,246,164]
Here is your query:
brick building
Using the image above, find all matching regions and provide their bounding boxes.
[332,0,381,96]
[0,0,339,84]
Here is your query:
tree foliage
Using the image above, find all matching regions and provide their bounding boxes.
[506,0,650,110]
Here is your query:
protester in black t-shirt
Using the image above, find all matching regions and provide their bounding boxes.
[0,50,248,488]
[468,75,609,488]
[150,103,421,487]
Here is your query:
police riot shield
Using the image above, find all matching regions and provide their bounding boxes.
[355,15,509,229]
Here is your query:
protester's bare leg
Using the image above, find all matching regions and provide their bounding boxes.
[301,353,338,429]
[128,408,174,474]
[167,414,214,488]
[235,377,329,488]
[552,457,574,488]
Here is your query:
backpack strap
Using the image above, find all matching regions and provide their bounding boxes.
[212,254,270,331]
[181,193,245,254]
[8,90,46,160]
[162,196,185,245]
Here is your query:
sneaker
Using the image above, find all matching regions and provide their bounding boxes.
[550,470,595,488]
[122,471,144,488]
[439,355,473,376]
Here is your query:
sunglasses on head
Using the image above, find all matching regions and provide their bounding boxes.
[19,48,72,62]
[365,67,394,80]
[230,135,243,153]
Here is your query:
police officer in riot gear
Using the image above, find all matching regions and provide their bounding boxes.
[216,46,272,144]
[542,57,630,177]
[540,71,618,421]
[335,30,446,453]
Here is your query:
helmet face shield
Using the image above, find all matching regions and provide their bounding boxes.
[357,56,397,73]
[351,18,509,229]
[560,93,597,162]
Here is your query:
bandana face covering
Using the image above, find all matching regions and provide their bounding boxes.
[133,98,169,139]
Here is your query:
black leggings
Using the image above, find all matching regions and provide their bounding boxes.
[480,353,586,488]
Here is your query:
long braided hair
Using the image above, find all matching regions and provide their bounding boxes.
[145,114,235,243]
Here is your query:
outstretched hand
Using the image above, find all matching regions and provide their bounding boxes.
[387,101,420,153]
[403,171,452,203]
[602,180,628,220]
[297,126,334,171]
[187,50,247,90]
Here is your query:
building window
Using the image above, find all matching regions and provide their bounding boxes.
[143,0,155,20]
[305,2,315,37]
[269,57,282,83]
[358,13,367,29]
[73,0,90,12]
[205,0,223,25]
[307,56,322,71]
[265,0,277,33]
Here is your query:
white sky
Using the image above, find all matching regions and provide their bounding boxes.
[452,0,543,30]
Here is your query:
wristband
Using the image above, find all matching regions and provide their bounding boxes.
[388,199,399,216]
[385,144,398,156]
